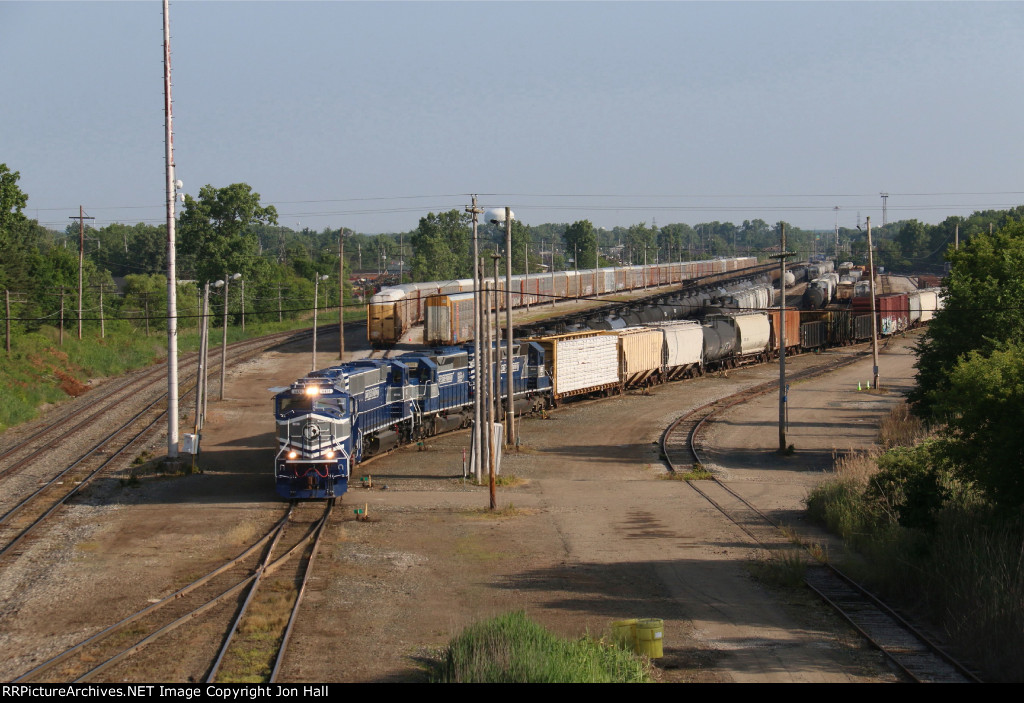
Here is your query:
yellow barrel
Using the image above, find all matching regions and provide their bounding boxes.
[635,618,664,658]
[611,619,637,650]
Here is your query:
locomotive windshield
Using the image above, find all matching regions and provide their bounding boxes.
[276,394,349,417]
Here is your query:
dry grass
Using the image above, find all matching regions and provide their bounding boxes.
[878,403,928,449]
[462,504,538,519]
[225,520,261,545]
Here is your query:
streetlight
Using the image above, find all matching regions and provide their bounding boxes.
[312,273,329,370]
[487,207,516,449]
[218,273,241,401]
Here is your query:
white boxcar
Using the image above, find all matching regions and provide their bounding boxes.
[918,289,939,323]
[650,320,704,379]
[528,331,620,400]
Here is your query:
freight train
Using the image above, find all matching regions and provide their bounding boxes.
[274,285,942,499]
[367,256,759,346]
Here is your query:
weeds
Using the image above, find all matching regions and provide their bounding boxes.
[431,611,652,683]
[805,403,1024,681]
[748,550,807,588]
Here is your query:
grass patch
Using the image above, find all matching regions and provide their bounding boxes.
[494,474,527,488]
[748,550,808,588]
[663,463,714,481]
[0,312,362,434]
[430,611,652,683]
[463,503,536,519]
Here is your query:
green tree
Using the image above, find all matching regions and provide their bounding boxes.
[409,210,471,282]
[178,183,278,284]
[624,222,657,264]
[930,343,1024,509]
[910,222,1024,417]
[563,220,597,270]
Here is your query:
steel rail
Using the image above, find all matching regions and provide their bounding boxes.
[206,500,334,684]
[659,343,981,683]
[269,499,335,683]
[12,506,294,683]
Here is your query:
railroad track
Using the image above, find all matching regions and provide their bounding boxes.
[0,324,340,561]
[13,500,334,683]
[660,347,981,683]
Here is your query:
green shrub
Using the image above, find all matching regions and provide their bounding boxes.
[432,611,652,683]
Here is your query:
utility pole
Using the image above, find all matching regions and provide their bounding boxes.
[866,217,880,390]
[239,279,245,332]
[880,192,889,227]
[769,227,795,453]
[955,222,959,251]
[339,229,346,361]
[466,196,484,485]
[834,206,840,259]
[4,290,10,355]
[70,206,94,340]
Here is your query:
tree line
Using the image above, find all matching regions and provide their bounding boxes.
[6,158,1024,339]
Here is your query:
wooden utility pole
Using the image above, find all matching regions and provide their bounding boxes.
[769,227,795,453]
[866,217,880,390]
[70,206,94,340]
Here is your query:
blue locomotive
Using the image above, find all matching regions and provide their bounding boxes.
[273,342,551,499]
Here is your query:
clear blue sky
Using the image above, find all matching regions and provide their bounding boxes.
[3,1,1023,234]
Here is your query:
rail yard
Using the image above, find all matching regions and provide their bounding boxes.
[0,272,981,683]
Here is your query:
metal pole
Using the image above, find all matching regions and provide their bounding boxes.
[4,289,10,355]
[466,198,483,484]
[487,273,497,510]
[195,282,209,432]
[78,206,84,340]
[492,254,501,430]
[240,279,245,332]
[504,208,514,446]
[59,288,64,346]
[339,230,345,361]
[202,285,212,422]
[867,217,880,390]
[98,284,104,338]
[481,265,492,487]
[220,276,229,401]
[163,0,180,460]
[312,272,320,371]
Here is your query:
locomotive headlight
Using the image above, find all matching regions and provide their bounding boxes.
[288,450,298,459]
[326,450,335,459]
[304,385,320,396]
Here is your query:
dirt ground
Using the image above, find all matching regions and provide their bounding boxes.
[0,314,922,683]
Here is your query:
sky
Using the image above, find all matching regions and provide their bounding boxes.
[2,1,1024,235]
